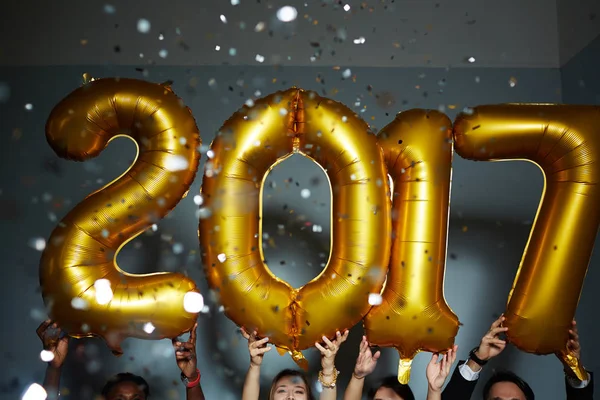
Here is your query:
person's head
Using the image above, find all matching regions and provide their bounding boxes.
[367,375,415,400]
[101,373,150,400]
[269,369,314,400]
[483,371,535,400]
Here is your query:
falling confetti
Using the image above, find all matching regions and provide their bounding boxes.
[103,4,116,14]
[342,69,352,79]
[220,14,228,24]
[24,103,33,111]
[143,322,156,334]
[353,37,366,44]
[196,207,212,219]
[509,77,517,87]
[368,293,383,306]
[217,253,227,263]
[158,49,168,58]
[137,18,151,33]
[300,189,311,198]
[164,155,189,171]
[172,243,184,254]
[215,45,221,51]
[39,350,54,363]
[184,292,204,313]
[277,6,298,22]
[255,22,266,32]
[71,297,90,310]
[21,383,47,400]
[255,54,265,63]
[29,238,46,251]
[229,48,237,56]
[94,279,113,305]
[343,4,351,11]
[467,56,476,63]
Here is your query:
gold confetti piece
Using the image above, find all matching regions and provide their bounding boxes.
[448,105,457,110]
[462,226,468,232]
[80,39,88,45]
[393,42,401,48]
[272,78,277,83]
[313,20,318,25]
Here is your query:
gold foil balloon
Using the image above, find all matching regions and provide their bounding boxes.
[364,109,460,383]
[40,78,202,353]
[453,104,600,380]
[199,88,391,366]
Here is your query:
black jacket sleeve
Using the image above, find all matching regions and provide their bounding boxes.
[566,371,594,400]
[442,360,479,400]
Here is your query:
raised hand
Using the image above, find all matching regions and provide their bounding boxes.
[37,320,69,369]
[173,322,199,379]
[475,315,508,362]
[426,345,458,393]
[316,330,350,373]
[353,336,381,379]
[241,327,271,367]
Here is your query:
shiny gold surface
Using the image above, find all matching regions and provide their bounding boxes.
[454,104,600,379]
[199,88,391,363]
[364,109,459,383]
[40,78,201,353]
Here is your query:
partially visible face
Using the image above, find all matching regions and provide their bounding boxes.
[487,381,527,400]
[272,375,308,400]
[105,381,147,400]
[374,387,404,400]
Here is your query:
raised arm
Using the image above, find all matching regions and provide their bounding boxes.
[316,330,349,400]
[343,335,381,400]
[442,315,507,400]
[559,320,593,400]
[426,345,457,400]
[37,320,69,400]
[241,328,272,400]
[172,322,206,400]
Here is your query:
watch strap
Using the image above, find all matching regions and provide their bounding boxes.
[469,347,488,366]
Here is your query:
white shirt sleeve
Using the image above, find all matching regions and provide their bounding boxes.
[458,362,481,382]
[566,372,590,389]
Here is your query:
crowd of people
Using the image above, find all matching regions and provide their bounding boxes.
[36,315,593,399]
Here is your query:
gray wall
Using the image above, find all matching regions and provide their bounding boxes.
[1,64,598,400]
[561,33,600,105]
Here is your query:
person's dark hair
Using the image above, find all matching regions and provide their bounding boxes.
[483,370,534,400]
[367,375,415,400]
[269,369,315,400]
[101,372,151,398]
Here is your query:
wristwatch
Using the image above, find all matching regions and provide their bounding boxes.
[468,347,488,366]
[180,369,201,388]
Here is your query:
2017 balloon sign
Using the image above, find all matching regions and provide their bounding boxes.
[40,79,599,382]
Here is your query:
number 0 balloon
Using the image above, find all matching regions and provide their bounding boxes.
[199,88,392,365]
